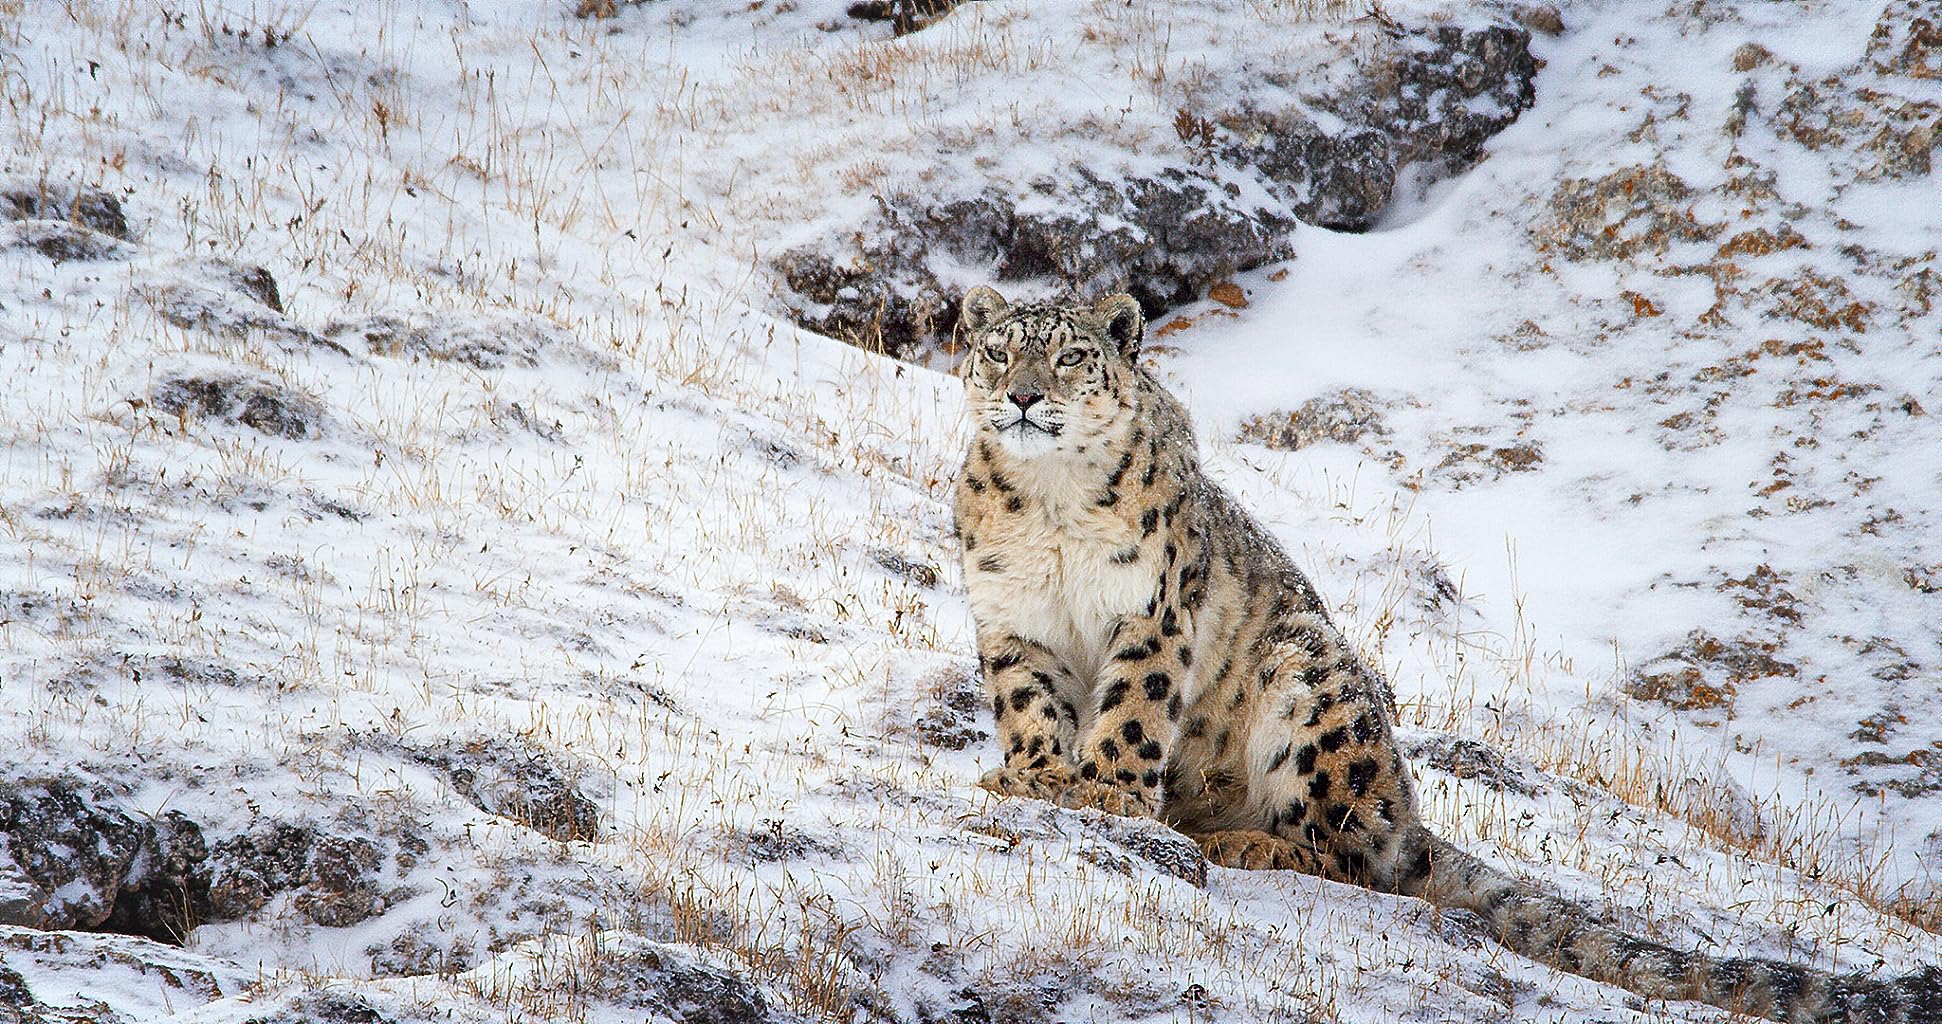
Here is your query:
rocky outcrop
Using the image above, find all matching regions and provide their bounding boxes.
[0,780,395,943]
[0,779,205,942]
[776,18,1540,358]
[0,927,243,1024]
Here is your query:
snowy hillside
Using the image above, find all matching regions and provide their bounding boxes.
[0,2,1937,1023]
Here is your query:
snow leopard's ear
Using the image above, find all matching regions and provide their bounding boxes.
[960,286,1009,336]
[1094,293,1143,357]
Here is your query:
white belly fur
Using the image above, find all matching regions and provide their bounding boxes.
[967,524,1155,689]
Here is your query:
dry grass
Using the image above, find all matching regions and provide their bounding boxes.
[1,3,1933,1021]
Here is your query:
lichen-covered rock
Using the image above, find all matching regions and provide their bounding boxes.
[219,262,285,313]
[202,820,392,929]
[1403,733,1545,796]
[0,780,211,943]
[781,167,1301,358]
[1374,23,1540,171]
[845,0,971,36]
[1217,117,1395,230]
[293,836,386,927]
[1238,387,1390,451]
[1540,164,1723,262]
[368,929,471,978]
[243,992,399,1024]
[1078,814,1207,887]
[725,819,845,864]
[911,664,988,752]
[203,822,317,920]
[0,783,388,943]
[965,801,1206,887]
[1624,629,1798,714]
[98,810,210,943]
[0,779,151,932]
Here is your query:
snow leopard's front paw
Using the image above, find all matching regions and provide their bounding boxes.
[1193,829,1316,872]
[978,763,1076,801]
[1054,780,1157,819]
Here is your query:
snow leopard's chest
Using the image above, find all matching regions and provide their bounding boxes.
[962,503,1159,685]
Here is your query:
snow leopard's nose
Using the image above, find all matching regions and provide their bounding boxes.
[1008,390,1043,412]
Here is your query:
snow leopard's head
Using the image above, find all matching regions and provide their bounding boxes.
[956,286,1145,458]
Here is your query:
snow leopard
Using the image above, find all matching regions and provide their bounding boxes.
[952,285,1939,1023]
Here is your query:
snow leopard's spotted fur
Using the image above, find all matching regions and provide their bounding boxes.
[952,286,1939,1024]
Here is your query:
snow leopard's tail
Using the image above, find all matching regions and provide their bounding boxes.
[1393,827,1941,1023]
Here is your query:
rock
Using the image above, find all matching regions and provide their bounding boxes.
[1078,814,1207,887]
[1382,24,1539,169]
[1866,0,1942,81]
[204,822,317,920]
[1207,281,1247,309]
[777,18,1539,357]
[1625,629,1798,714]
[1217,115,1396,230]
[965,801,1206,887]
[149,373,327,440]
[368,930,469,978]
[1238,387,1389,451]
[1,183,129,239]
[133,256,335,350]
[725,820,844,864]
[128,654,244,690]
[0,960,32,1010]
[1541,163,1723,263]
[325,310,583,370]
[139,270,332,352]
[1426,438,1544,487]
[911,664,987,751]
[781,167,1300,358]
[403,736,602,843]
[584,935,802,1024]
[846,0,970,36]
[0,780,212,943]
[1404,734,1544,796]
[871,548,941,588]
[774,245,950,357]
[222,263,284,312]
[293,836,385,927]
[0,779,149,931]
[98,811,209,943]
[1515,4,1565,36]
[244,992,397,1024]
[1,221,129,263]
[203,820,392,929]
[1732,42,1774,72]
[0,928,239,1016]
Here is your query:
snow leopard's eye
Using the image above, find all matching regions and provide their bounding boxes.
[1055,348,1087,367]
[983,344,1008,364]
